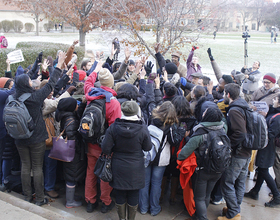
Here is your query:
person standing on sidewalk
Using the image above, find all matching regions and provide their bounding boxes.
[217,83,252,220]
[84,63,121,214]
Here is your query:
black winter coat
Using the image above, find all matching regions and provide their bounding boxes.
[101,118,152,190]
[15,67,61,146]
[2,134,17,160]
[55,103,86,183]
[256,106,280,168]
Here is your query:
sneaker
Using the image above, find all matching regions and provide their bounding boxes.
[0,184,7,192]
[45,190,59,198]
[101,200,115,213]
[35,198,49,206]
[211,198,226,205]
[87,201,99,213]
[244,189,259,200]
[265,195,280,208]
[217,213,241,220]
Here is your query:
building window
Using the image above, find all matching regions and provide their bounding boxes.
[252,23,256,30]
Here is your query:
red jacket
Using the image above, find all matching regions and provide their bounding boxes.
[84,72,121,150]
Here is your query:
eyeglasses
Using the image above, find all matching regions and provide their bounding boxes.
[262,81,271,85]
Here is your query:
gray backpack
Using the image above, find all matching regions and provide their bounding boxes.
[3,93,35,139]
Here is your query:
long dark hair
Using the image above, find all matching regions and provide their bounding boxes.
[14,74,33,99]
[172,96,192,118]
[116,83,142,101]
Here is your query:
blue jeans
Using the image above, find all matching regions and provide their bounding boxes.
[2,159,13,182]
[139,165,166,215]
[0,136,6,184]
[43,150,57,192]
[221,156,250,219]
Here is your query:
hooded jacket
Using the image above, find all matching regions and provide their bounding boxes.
[101,118,152,190]
[84,71,121,150]
[14,67,61,146]
[225,98,252,158]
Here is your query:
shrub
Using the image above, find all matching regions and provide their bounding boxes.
[0,42,85,77]
[43,21,54,32]
[12,20,24,33]
[1,20,13,33]
[25,23,34,32]
[0,22,2,31]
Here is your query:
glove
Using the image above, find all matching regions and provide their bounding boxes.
[37,52,43,63]
[147,72,157,84]
[144,61,154,75]
[192,46,199,51]
[180,77,187,87]
[66,86,76,94]
[207,48,214,61]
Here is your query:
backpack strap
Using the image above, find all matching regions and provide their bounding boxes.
[269,113,280,126]
[18,93,31,102]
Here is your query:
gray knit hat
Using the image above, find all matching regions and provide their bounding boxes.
[121,100,139,116]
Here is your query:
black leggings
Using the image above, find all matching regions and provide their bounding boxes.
[114,189,139,206]
[254,167,280,197]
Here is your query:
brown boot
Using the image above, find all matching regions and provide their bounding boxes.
[46,190,59,198]
[222,207,227,216]
[217,213,241,220]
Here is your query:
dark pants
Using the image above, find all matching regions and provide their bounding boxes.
[115,189,139,206]
[211,178,223,202]
[253,167,280,197]
[193,169,222,220]
[0,136,5,184]
[16,141,46,202]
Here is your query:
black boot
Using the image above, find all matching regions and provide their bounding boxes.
[116,203,126,220]
[265,195,280,207]
[127,204,138,220]
[244,189,259,200]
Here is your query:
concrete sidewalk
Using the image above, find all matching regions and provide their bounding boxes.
[1,175,280,220]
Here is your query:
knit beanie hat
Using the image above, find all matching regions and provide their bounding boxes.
[165,63,177,75]
[76,70,87,81]
[98,68,114,88]
[121,100,139,116]
[0,77,10,88]
[263,73,276,83]
[57,97,77,112]
[222,74,234,84]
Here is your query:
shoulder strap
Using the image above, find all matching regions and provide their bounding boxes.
[256,91,273,102]
[269,113,280,125]
[18,93,31,102]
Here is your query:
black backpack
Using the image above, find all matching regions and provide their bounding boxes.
[194,126,232,173]
[78,98,107,145]
[3,93,35,139]
[4,174,22,193]
[239,107,268,150]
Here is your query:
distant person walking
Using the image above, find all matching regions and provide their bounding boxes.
[213,30,217,40]
[274,31,277,43]
[271,30,274,43]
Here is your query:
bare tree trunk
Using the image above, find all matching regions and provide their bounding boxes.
[35,14,39,36]
[79,28,86,46]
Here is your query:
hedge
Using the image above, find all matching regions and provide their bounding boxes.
[0,41,85,77]
[12,20,24,33]
[1,20,13,33]
[25,23,34,32]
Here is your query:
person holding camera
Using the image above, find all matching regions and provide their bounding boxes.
[241,61,261,102]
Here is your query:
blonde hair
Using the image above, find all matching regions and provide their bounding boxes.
[152,101,178,126]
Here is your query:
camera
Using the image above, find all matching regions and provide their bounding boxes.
[242,31,250,39]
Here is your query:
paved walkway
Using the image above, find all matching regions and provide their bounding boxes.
[1,174,280,220]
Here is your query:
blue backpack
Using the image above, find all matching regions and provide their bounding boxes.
[3,93,35,139]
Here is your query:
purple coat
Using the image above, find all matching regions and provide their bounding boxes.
[186,50,202,81]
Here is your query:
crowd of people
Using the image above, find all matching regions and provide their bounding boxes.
[0,39,280,220]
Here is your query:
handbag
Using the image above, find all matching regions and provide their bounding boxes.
[48,120,75,162]
[94,153,112,182]
[45,116,55,147]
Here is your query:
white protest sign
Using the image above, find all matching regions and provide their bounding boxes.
[250,101,269,113]
[7,49,24,64]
